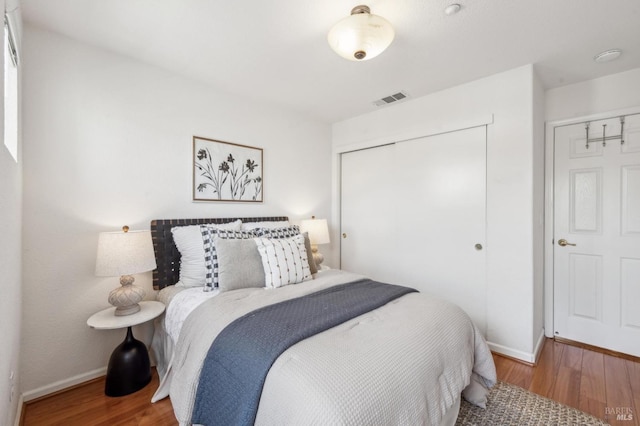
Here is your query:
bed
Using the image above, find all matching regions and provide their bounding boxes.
[149,216,496,426]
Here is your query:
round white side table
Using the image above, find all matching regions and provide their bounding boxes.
[87,301,165,397]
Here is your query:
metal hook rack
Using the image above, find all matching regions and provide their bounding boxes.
[585,116,625,149]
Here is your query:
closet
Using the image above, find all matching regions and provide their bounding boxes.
[341,126,487,333]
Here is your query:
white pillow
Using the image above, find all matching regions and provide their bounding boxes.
[171,220,241,287]
[241,220,290,230]
[254,234,311,288]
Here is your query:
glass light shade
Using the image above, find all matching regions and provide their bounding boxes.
[95,229,157,277]
[300,218,330,245]
[328,10,394,61]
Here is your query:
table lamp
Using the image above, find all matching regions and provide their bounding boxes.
[300,217,330,269]
[95,226,157,316]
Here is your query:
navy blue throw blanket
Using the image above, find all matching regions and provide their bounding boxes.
[192,279,417,426]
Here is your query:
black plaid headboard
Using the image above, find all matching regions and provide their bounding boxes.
[150,216,289,290]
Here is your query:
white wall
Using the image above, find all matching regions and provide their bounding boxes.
[546,67,640,122]
[0,101,21,426]
[20,25,333,398]
[333,65,544,361]
[0,1,22,424]
[532,69,546,355]
[0,132,22,426]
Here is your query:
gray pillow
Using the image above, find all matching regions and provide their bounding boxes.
[215,237,265,292]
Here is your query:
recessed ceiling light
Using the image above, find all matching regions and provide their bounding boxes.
[593,49,622,63]
[444,4,462,15]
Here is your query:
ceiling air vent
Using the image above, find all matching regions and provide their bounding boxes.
[373,91,409,107]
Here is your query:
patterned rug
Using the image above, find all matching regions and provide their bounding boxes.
[456,381,609,425]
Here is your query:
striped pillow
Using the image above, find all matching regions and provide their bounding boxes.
[253,226,317,274]
[253,225,300,239]
[200,226,257,291]
[254,234,311,288]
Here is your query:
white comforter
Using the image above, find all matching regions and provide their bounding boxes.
[164,270,496,425]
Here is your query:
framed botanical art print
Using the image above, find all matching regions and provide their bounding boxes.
[193,136,263,202]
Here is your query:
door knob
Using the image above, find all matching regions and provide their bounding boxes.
[475,243,483,250]
[558,239,576,247]
[342,233,347,239]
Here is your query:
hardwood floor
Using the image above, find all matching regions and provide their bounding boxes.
[21,370,176,426]
[22,339,639,425]
[495,338,639,426]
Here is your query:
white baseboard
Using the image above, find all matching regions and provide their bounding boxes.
[488,329,546,364]
[21,366,107,402]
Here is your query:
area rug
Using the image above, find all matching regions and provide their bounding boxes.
[456,381,608,425]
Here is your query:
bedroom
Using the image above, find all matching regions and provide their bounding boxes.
[2,0,640,425]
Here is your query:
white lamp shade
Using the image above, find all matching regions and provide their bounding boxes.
[300,218,330,245]
[95,229,157,277]
[328,10,394,61]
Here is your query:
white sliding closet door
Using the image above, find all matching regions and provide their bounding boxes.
[341,144,399,283]
[340,127,487,333]
[394,127,487,333]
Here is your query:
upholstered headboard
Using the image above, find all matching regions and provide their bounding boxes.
[150,216,289,290]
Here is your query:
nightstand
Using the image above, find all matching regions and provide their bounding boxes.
[87,300,165,397]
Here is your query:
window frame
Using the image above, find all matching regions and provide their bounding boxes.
[3,13,19,162]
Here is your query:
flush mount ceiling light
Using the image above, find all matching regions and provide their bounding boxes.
[444,4,462,15]
[593,49,622,63]
[328,5,395,61]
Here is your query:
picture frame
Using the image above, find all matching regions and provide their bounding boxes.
[193,136,263,202]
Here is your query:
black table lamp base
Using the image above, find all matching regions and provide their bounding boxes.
[105,326,151,397]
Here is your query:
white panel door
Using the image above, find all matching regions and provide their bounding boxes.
[554,113,640,357]
[394,127,487,333]
[340,144,399,283]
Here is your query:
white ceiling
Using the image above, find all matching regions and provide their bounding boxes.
[20,0,640,123]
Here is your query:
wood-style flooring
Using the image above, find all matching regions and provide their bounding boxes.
[21,338,639,425]
[495,338,639,426]
[20,372,175,426]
